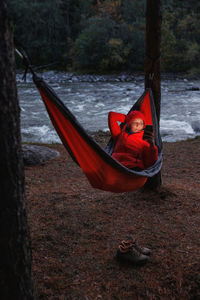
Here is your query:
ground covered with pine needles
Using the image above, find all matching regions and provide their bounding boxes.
[25,133,200,300]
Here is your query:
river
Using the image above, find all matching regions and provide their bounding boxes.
[17,71,200,143]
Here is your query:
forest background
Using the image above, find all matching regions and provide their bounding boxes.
[9,0,200,75]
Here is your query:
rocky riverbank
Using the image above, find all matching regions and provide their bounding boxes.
[17,70,200,84]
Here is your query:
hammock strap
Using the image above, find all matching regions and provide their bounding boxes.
[14,41,36,81]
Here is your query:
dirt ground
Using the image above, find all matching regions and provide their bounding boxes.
[25,133,200,300]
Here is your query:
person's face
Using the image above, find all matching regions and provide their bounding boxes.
[130,118,144,133]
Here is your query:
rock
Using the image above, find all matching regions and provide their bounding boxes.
[191,121,200,133]
[186,87,200,91]
[22,144,59,166]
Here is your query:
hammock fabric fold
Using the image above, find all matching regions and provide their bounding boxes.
[33,75,162,193]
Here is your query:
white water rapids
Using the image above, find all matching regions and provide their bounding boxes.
[17,72,200,143]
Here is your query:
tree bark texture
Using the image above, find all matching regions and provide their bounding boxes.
[144,0,162,189]
[0,1,34,299]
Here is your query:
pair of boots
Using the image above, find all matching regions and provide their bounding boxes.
[116,238,151,265]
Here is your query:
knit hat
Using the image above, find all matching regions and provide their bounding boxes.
[126,111,145,128]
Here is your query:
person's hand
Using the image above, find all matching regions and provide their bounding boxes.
[143,132,155,146]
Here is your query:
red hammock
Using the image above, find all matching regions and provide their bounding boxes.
[34,75,162,193]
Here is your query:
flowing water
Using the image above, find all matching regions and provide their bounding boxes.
[17,71,200,144]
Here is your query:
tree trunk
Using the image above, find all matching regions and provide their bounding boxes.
[0,1,34,299]
[144,0,162,190]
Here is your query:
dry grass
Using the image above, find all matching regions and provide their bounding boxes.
[25,134,200,299]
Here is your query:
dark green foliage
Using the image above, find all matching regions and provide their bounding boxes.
[120,0,145,24]
[9,0,200,74]
[9,0,69,66]
[73,16,114,71]
[161,1,200,74]
[73,15,145,72]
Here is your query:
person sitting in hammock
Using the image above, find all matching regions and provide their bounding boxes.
[108,110,158,170]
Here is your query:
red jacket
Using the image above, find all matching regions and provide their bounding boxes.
[108,112,158,169]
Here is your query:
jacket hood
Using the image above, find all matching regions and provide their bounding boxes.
[126,111,145,128]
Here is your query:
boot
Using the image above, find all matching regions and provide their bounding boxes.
[116,244,149,265]
[121,239,152,256]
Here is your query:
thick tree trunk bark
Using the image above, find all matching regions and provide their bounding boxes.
[0,1,34,299]
[144,0,162,190]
